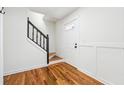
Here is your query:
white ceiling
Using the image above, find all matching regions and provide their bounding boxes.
[29,7,79,22]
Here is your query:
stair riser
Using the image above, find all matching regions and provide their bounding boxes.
[49,54,56,59]
[49,59,64,65]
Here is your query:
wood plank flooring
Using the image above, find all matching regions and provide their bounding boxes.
[4,62,102,85]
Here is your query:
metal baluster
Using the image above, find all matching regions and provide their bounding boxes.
[32,27,34,41]
[40,34,42,47]
[47,34,49,64]
[43,37,45,49]
[27,17,29,38]
[36,30,38,44]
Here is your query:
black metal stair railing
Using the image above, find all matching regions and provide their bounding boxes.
[27,17,49,64]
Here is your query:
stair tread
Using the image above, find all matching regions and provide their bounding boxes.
[49,56,63,62]
[49,52,56,57]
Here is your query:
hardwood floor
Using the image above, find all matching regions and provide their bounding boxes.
[4,62,102,85]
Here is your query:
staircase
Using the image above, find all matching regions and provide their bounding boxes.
[49,52,64,64]
[27,17,49,64]
[27,17,63,65]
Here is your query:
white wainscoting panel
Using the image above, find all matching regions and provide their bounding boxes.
[97,47,124,84]
[79,42,124,84]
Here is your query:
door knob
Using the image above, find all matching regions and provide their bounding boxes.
[74,43,77,48]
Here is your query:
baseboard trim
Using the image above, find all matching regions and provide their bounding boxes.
[4,64,47,76]
[63,58,112,85]
[48,59,64,65]
[77,67,111,85]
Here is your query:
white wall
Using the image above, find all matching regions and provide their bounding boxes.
[0,13,3,84]
[3,7,55,75]
[55,8,124,84]
[79,8,124,43]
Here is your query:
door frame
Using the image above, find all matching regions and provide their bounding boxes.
[0,13,3,85]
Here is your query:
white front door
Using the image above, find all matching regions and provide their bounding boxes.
[62,18,80,66]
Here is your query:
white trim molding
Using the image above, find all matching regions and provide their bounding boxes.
[79,42,124,85]
[0,14,3,85]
